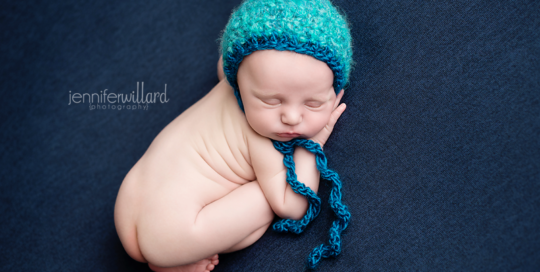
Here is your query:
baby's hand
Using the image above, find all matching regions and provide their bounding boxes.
[309,93,347,148]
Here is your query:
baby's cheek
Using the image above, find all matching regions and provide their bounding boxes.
[247,112,273,136]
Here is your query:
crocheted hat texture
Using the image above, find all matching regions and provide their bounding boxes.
[220,0,353,110]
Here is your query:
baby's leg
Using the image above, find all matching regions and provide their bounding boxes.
[137,180,274,268]
[222,221,271,253]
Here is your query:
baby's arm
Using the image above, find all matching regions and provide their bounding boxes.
[249,136,318,220]
[249,100,347,220]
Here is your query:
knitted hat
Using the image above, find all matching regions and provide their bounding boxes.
[220,0,353,110]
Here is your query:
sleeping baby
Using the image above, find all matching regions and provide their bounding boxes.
[114,0,353,271]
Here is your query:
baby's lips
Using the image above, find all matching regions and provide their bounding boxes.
[277,133,301,138]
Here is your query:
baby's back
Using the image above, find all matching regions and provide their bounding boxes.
[136,79,258,197]
[114,80,277,265]
[146,79,257,189]
[115,81,262,252]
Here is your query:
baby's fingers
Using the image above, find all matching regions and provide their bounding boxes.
[326,103,347,131]
[310,103,346,147]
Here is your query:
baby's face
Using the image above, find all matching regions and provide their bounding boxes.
[237,50,339,141]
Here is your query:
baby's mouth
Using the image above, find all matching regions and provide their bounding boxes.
[277,132,301,138]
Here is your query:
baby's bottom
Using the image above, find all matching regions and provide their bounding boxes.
[116,180,274,270]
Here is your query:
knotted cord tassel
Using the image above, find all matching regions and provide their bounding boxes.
[272,138,351,269]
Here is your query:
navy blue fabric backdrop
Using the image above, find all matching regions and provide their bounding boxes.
[1,0,539,271]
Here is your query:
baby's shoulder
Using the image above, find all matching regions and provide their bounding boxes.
[244,127,284,172]
[207,82,284,172]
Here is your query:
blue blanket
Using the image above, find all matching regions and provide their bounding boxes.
[1,0,538,271]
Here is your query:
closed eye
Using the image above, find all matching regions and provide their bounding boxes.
[305,101,324,108]
[262,98,281,106]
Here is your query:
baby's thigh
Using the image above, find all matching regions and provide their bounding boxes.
[133,183,213,263]
[115,169,223,263]
[136,177,226,236]
[136,180,273,267]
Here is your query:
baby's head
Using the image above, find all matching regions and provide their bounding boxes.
[220,0,352,141]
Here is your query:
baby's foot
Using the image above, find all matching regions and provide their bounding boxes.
[148,254,219,272]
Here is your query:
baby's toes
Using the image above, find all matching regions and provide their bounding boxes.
[205,254,218,271]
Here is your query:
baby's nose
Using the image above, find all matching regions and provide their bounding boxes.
[281,109,302,126]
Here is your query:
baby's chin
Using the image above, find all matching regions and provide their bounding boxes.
[271,136,296,142]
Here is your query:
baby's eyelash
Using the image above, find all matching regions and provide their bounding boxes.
[262,98,281,106]
[305,101,323,108]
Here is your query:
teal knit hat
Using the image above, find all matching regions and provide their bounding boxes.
[220,0,353,110]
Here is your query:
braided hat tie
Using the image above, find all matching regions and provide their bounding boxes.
[272,139,351,269]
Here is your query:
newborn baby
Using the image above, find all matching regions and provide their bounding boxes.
[115,49,344,272]
[114,0,352,271]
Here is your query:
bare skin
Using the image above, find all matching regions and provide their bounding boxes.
[148,255,219,272]
[114,50,346,272]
